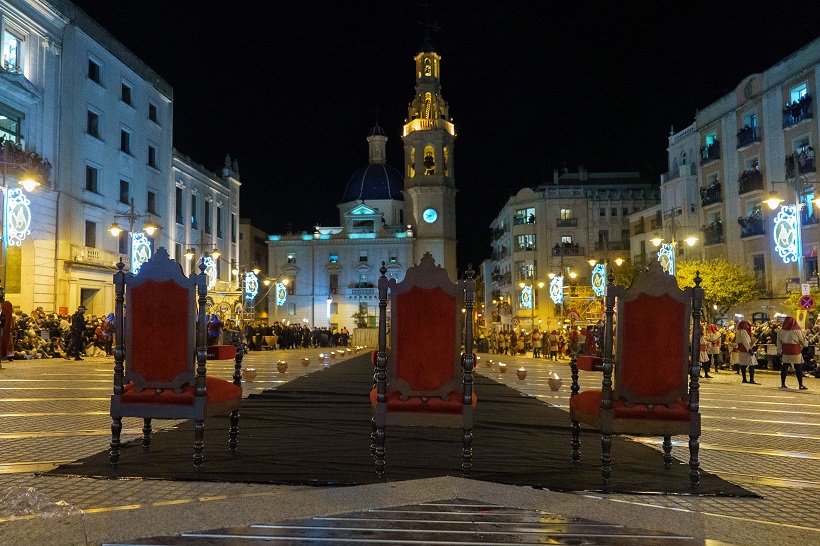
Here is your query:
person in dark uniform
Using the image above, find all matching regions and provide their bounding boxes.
[69,306,87,361]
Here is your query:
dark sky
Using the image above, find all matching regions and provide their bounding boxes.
[70,0,820,271]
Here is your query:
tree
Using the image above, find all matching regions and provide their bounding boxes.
[674,259,759,317]
[784,287,820,318]
[351,308,369,328]
[612,256,648,287]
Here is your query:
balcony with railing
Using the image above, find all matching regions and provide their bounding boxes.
[491,271,512,286]
[552,244,584,256]
[632,220,646,236]
[700,141,720,165]
[70,244,127,268]
[785,151,816,177]
[736,126,761,149]
[738,215,765,238]
[783,94,813,129]
[700,183,722,206]
[738,169,763,194]
[513,214,536,226]
[556,217,577,227]
[594,240,630,251]
[702,222,724,245]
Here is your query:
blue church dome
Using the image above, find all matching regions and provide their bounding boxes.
[341,163,404,203]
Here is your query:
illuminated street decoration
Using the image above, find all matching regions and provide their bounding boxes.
[130,232,152,274]
[203,255,217,290]
[549,276,563,304]
[591,263,607,296]
[657,243,675,276]
[244,271,259,300]
[5,188,31,246]
[773,204,798,264]
[275,282,287,306]
[520,285,533,310]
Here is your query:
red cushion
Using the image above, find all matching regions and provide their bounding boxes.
[129,279,191,383]
[576,355,603,371]
[570,389,691,421]
[370,388,476,413]
[207,344,237,360]
[122,376,241,406]
[620,293,686,399]
[395,286,456,391]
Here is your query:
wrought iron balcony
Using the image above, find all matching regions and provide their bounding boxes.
[738,169,763,194]
[556,217,577,227]
[785,152,816,177]
[783,94,813,129]
[700,141,720,165]
[702,222,724,245]
[738,216,765,238]
[700,183,722,206]
[552,245,584,256]
[736,126,761,149]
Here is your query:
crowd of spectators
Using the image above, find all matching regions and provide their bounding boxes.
[4,306,114,360]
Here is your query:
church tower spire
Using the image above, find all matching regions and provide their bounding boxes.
[402,42,457,279]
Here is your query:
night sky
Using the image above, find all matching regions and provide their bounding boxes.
[69,0,820,271]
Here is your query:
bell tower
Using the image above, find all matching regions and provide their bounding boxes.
[402,37,457,279]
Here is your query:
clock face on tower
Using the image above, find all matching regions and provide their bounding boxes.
[422,208,438,223]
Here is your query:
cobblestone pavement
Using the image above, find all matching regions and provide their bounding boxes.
[0,347,818,543]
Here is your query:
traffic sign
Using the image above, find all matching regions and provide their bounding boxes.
[799,295,815,310]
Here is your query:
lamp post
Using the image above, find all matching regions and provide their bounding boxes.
[0,140,50,294]
[108,197,159,274]
[764,153,817,282]
[518,279,544,331]
[649,208,698,276]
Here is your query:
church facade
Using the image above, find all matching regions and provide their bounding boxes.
[266,40,457,330]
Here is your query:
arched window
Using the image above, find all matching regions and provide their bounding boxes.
[423,58,432,77]
[424,92,432,118]
[443,147,449,176]
[423,146,435,175]
[408,147,415,177]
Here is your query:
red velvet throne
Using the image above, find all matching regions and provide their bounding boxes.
[109,248,242,468]
[569,260,704,489]
[372,253,477,478]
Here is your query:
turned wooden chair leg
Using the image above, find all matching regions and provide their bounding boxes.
[142,418,152,449]
[662,436,673,469]
[110,417,122,467]
[370,418,377,458]
[229,410,239,453]
[571,419,581,463]
[193,419,205,469]
[689,434,700,489]
[374,423,385,478]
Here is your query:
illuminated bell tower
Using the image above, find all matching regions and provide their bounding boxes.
[402,37,457,280]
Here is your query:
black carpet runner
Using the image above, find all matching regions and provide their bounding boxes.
[48,354,753,495]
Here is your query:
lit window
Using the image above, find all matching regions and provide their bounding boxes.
[561,235,572,244]
[2,28,23,73]
[329,254,338,264]
[287,253,296,264]
[0,106,22,143]
[791,83,808,104]
[389,251,398,263]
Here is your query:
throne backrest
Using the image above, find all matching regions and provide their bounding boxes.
[121,247,202,392]
[387,253,463,399]
[613,260,693,405]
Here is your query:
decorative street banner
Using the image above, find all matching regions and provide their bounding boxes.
[5,187,31,246]
[520,284,533,310]
[657,242,675,276]
[203,255,217,290]
[549,275,563,304]
[130,232,152,275]
[773,204,798,264]
[275,282,287,306]
[591,263,607,296]
[244,271,259,300]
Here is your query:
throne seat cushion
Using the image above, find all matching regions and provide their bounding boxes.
[207,344,237,360]
[576,355,603,372]
[570,389,691,421]
[122,376,241,406]
[370,388,477,413]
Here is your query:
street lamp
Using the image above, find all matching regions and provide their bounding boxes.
[518,279,544,329]
[0,140,51,294]
[764,152,818,281]
[108,197,160,274]
[650,209,699,276]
